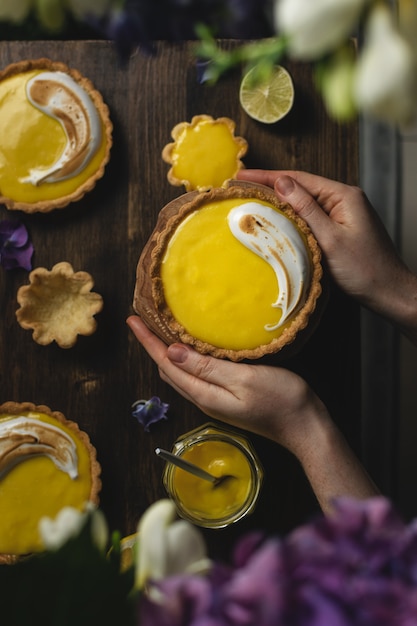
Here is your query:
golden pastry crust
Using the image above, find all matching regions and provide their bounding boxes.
[0,401,101,565]
[133,180,324,361]
[16,262,103,348]
[162,114,248,191]
[0,58,112,213]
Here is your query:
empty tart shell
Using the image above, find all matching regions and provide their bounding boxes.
[16,261,103,348]
[0,58,112,213]
[0,401,101,564]
[162,114,248,191]
[134,180,324,361]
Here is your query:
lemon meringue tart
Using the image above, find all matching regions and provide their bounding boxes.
[134,181,323,361]
[0,402,101,564]
[0,59,112,213]
[162,114,248,191]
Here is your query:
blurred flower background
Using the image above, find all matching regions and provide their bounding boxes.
[0,0,416,125]
[2,496,417,625]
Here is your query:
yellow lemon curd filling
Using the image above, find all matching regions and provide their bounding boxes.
[161,198,311,351]
[0,70,108,204]
[0,411,92,555]
[170,120,245,190]
[172,440,253,520]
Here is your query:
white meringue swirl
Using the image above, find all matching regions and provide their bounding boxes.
[227,202,311,329]
[0,416,78,480]
[20,71,102,185]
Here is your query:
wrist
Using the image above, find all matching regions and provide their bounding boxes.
[291,410,379,513]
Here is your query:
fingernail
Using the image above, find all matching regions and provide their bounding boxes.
[167,344,188,364]
[275,175,295,197]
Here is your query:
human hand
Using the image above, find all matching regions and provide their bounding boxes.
[237,169,417,341]
[126,315,327,455]
[127,315,379,511]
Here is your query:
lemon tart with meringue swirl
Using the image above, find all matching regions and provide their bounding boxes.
[0,402,101,564]
[0,59,112,213]
[134,181,323,361]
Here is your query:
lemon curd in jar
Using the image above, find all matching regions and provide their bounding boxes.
[163,424,263,528]
[0,70,108,204]
[161,198,312,351]
[0,410,92,555]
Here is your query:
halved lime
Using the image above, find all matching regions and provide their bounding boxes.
[239,65,295,124]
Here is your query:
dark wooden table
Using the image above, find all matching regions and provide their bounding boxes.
[0,40,360,558]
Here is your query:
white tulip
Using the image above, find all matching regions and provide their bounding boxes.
[0,0,32,23]
[274,0,366,60]
[354,3,417,125]
[135,499,211,590]
[39,502,108,551]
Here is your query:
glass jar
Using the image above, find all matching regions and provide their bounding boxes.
[162,422,263,529]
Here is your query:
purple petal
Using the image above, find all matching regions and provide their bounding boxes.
[140,575,211,626]
[232,532,265,568]
[0,220,33,271]
[132,396,169,431]
[2,221,29,247]
[1,242,33,271]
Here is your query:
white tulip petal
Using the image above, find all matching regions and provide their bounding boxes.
[135,499,177,588]
[135,499,210,590]
[165,520,210,576]
[274,0,365,60]
[354,4,417,124]
[90,507,109,552]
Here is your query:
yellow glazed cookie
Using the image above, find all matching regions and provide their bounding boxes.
[0,58,112,213]
[16,262,103,348]
[0,402,101,563]
[134,181,323,361]
[162,115,248,191]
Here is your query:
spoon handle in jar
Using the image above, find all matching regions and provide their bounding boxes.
[155,447,217,484]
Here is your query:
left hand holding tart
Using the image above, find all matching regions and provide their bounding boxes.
[0,59,112,213]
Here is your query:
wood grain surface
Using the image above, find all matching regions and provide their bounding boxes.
[0,40,359,558]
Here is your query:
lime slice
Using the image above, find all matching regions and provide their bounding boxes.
[239,65,294,124]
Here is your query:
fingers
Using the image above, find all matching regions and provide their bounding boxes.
[126,315,239,410]
[166,344,239,389]
[273,175,333,238]
[239,169,352,212]
[237,169,282,188]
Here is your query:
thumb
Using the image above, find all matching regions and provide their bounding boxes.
[274,175,330,236]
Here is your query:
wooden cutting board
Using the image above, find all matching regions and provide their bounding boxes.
[0,40,359,556]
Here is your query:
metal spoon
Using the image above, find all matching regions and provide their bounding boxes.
[155,447,234,487]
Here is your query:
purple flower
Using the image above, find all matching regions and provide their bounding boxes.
[0,220,33,271]
[140,575,213,626]
[132,396,169,431]
[283,497,417,625]
[138,497,417,626]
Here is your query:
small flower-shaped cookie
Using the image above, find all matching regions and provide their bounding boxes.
[16,262,103,348]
